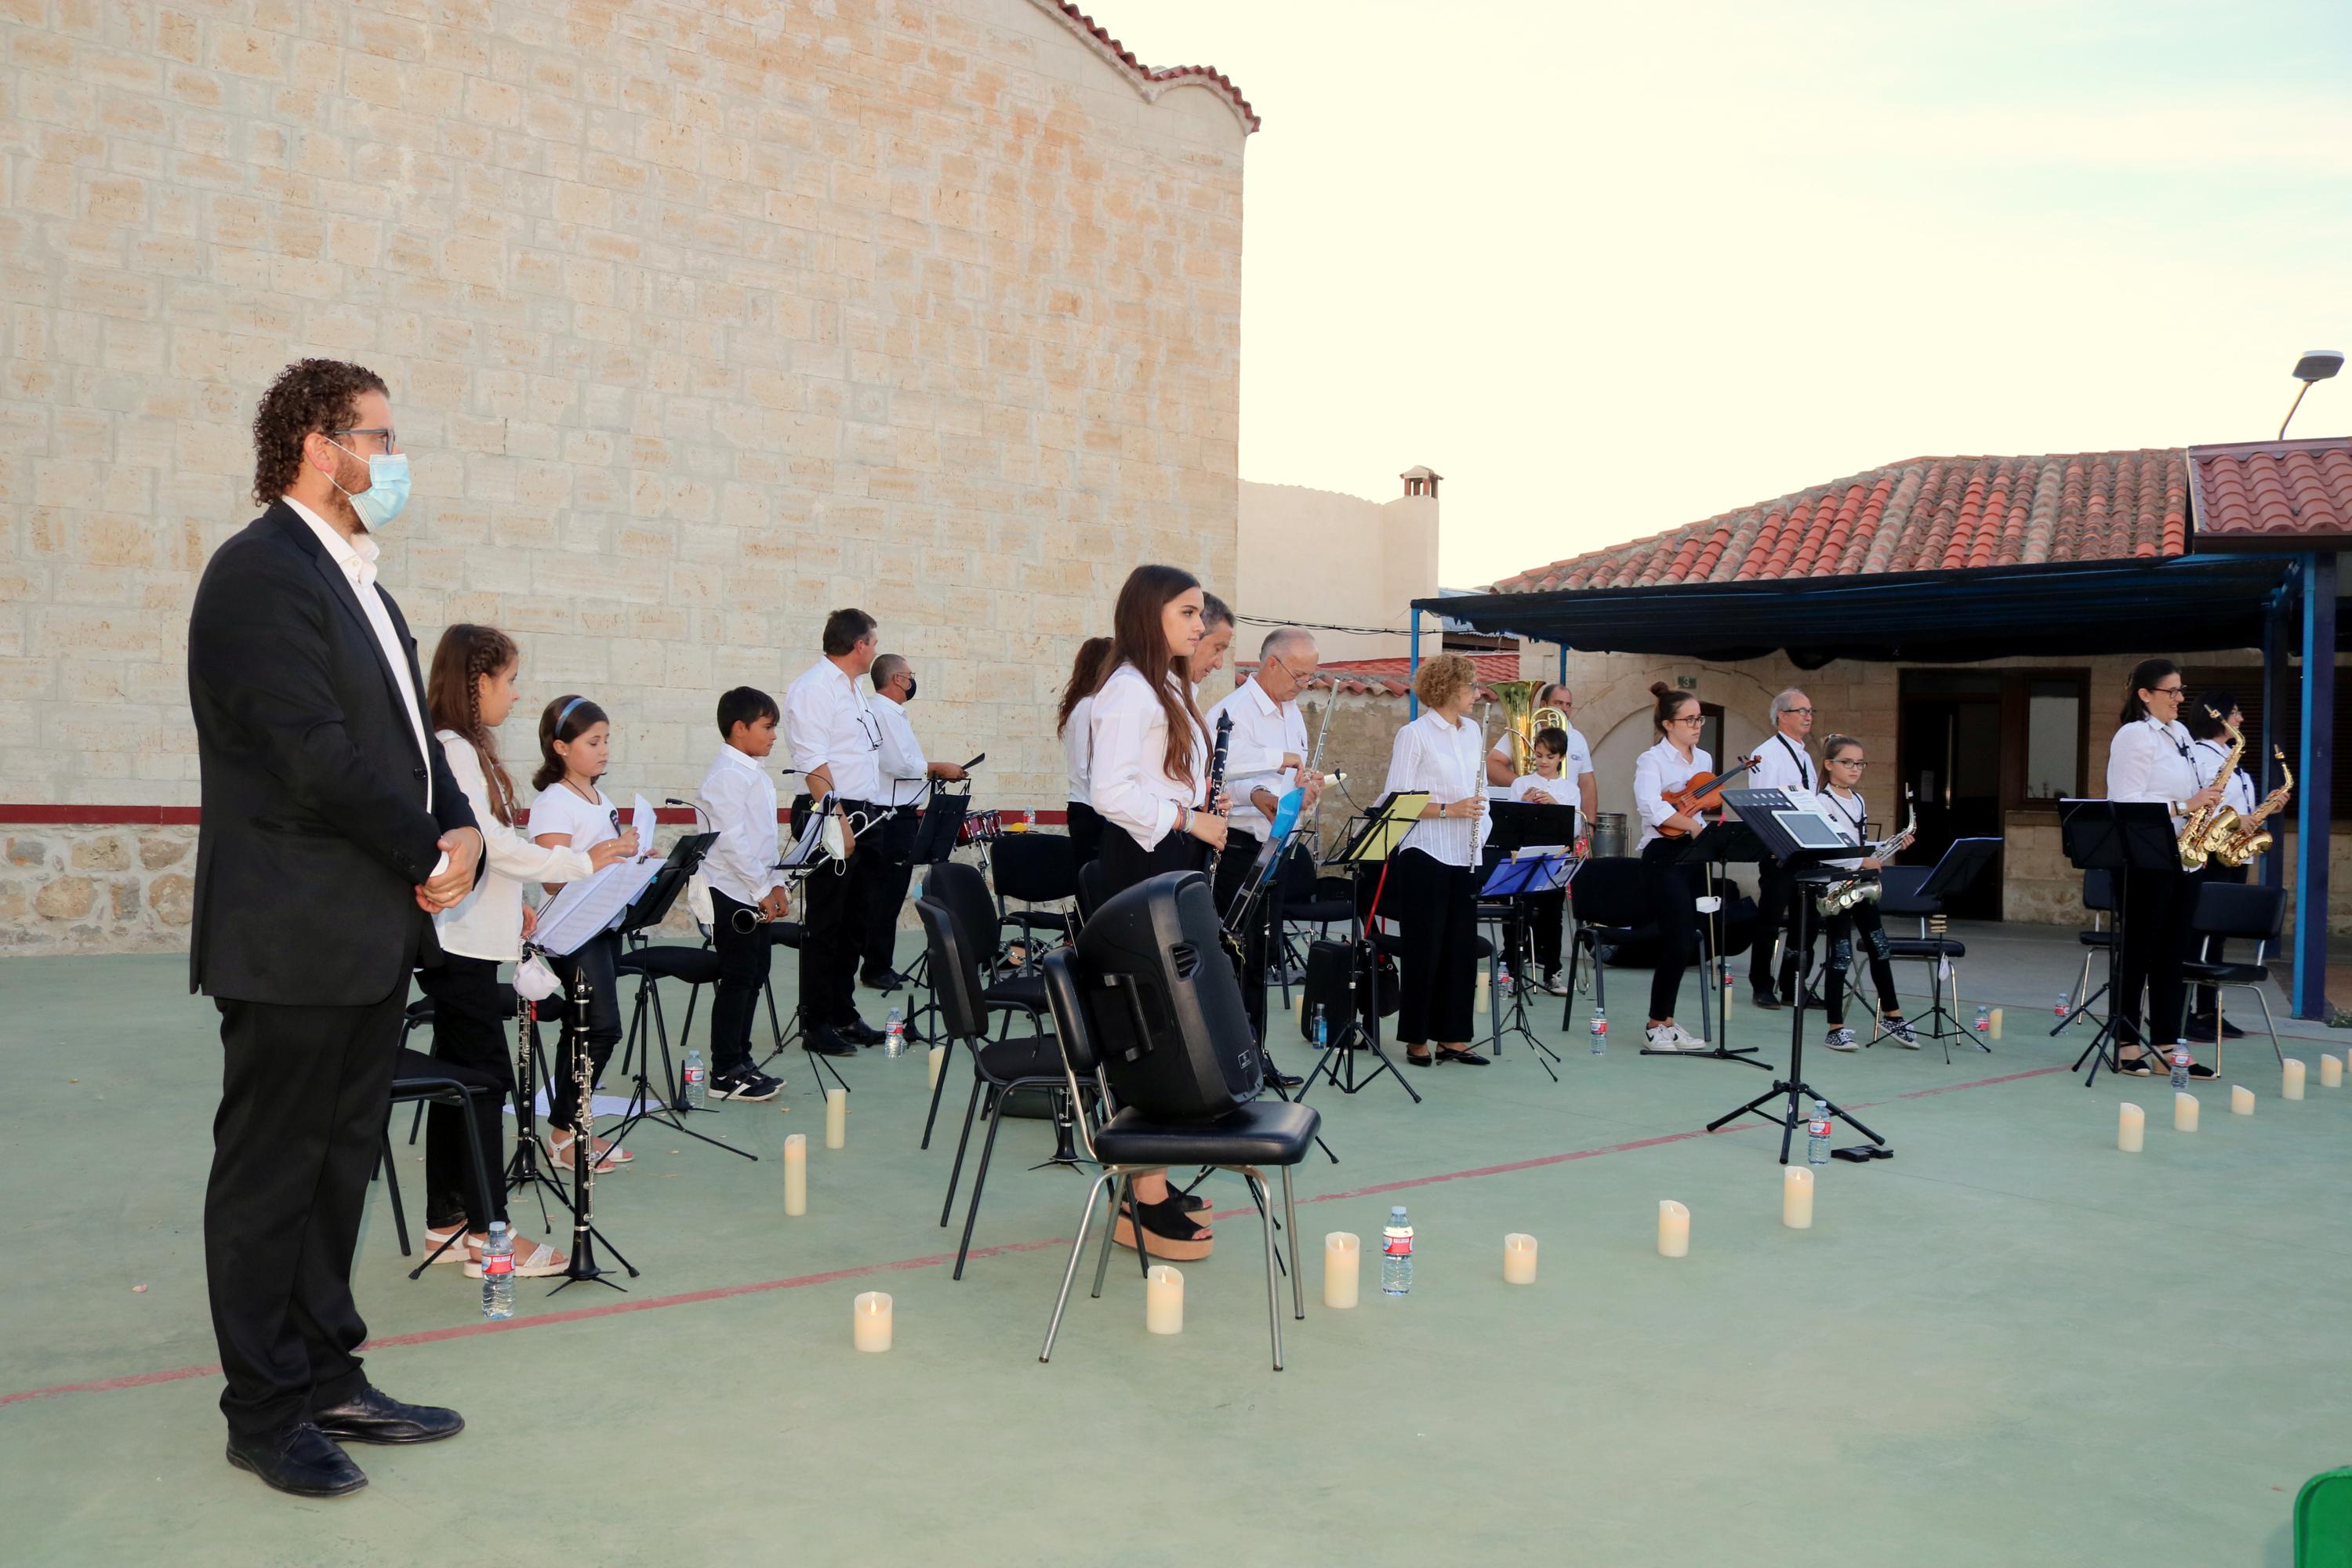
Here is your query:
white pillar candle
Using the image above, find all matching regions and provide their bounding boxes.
[1323,1232,1360,1308]
[2174,1091,2199,1132]
[2285,1059,2307,1101]
[1475,970,1490,1015]
[851,1290,892,1352]
[2324,1054,2343,1089]
[1503,1233,1538,1284]
[1657,1200,1690,1258]
[927,1045,946,1090]
[825,1086,848,1148]
[1781,1167,1814,1229]
[1145,1265,1184,1334]
[2230,1084,2256,1116]
[1987,1007,2004,1040]
[782,1132,807,1216]
[2118,1102,2144,1152]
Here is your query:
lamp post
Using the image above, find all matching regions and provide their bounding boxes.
[2278,350,2345,440]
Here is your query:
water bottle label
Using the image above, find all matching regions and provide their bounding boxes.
[1592,1019,1606,1035]
[685,1066,704,1084]
[1808,1119,1829,1138]
[1383,1232,1413,1257]
[483,1253,513,1277]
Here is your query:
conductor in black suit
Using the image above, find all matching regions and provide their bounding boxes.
[188,360,485,1497]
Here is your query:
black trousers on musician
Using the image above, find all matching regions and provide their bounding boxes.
[1391,846,1479,1046]
[1099,821,1205,898]
[417,953,515,1233]
[1212,829,1270,1043]
[1750,856,1802,1000]
[1822,903,1902,1029]
[1066,800,1106,866]
[205,982,408,1439]
[709,889,772,1076]
[861,806,919,981]
[1642,837,1700,1023]
[1502,888,1566,980]
[799,800,882,1033]
[2191,862,2249,1016]
[546,931,619,1132]
[2117,863,2204,1048]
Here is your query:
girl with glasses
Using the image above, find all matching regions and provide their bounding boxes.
[1631,684,1715,1052]
[1813,737,1916,1051]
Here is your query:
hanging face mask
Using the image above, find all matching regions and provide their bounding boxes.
[327,439,411,529]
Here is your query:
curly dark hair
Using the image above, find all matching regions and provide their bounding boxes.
[251,358,387,506]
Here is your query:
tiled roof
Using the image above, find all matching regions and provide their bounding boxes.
[2187,437,2352,550]
[1041,2,1261,132]
[1240,654,1520,701]
[1492,449,2190,593]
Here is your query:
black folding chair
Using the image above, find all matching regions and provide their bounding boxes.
[2178,880,2287,1069]
[990,832,1080,967]
[378,1051,500,1280]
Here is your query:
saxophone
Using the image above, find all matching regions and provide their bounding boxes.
[2214,750,2292,869]
[2176,708,2246,869]
[1817,789,1916,916]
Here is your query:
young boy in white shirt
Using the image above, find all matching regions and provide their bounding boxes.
[1506,727,1577,994]
[698,688,790,1102]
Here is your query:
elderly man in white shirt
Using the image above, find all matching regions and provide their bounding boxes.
[1746,688,1818,1010]
[861,652,967,992]
[1206,627,1323,1065]
[783,608,891,1054]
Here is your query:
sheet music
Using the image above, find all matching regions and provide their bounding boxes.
[532,855,663,956]
[631,793,657,855]
[777,795,831,870]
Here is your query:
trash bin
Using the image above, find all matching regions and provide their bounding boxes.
[1590,812,1627,860]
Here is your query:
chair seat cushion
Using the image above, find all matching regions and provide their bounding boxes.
[2078,931,2116,948]
[2180,961,2271,985]
[405,998,435,1022]
[1885,938,1965,960]
[619,946,723,983]
[983,973,1047,1012]
[763,921,804,949]
[1368,931,1496,960]
[975,1033,1064,1083]
[1283,899,1352,925]
[1092,1099,1323,1167]
[1003,910,1073,934]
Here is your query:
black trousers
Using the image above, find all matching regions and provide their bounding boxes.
[417,954,515,1232]
[861,808,919,979]
[1100,822,1204,898]
[710,889,772,1074]
[205,983,407,1439]
[1066,800,1106,865]
[547,931,619,1132]
[1502,888,1566,979]
[1642,837,1700,1022]
[1391,847,1479,1046]
[2118,863,2204,1048]
[800,803,882,1031]
[1822,903,1902,1028]
[1750,857,1802,999]
[1212,829,1270,1043]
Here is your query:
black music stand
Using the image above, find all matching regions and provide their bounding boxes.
[2057,800,2177,1086]
[1875,836,2003,1057]
[1652,819,1771,1069]
[1705,791,1887,1162]
[1479,850,1577,1078]
[1300,791,1427,1105]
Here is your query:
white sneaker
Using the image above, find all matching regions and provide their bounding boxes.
[1823,1026,1858,1052]
[1644,1022,1711,1052]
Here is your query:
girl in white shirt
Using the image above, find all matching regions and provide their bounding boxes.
[1055,636,1114,865]
[1087,564,1229,1262]
[528,693,639,1171]
[1813,736,1915,1052]
[2103,659,2223,1077]
[419,627,633,1280]
[1631,684,1715,1051]
[1507,726,1576,994]
[1382,653,1491,1066]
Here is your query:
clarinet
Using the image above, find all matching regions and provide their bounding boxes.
[564,967,603,1280]
[1202,710,1233,881]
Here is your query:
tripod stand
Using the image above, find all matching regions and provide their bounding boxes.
[2056,800,2178,1086]
[1478,850,1577,1080]
[1646,822,1770,1070]
[550,966,635,1292]
[1298,792,1427,1106]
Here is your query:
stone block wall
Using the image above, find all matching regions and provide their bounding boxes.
[2,823,198,953]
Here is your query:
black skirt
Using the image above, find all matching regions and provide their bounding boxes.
[1101,822,1206,898]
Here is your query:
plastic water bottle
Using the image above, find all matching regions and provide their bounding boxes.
[1806,1100,1831,1166]
[480,1221,515,1319]
[1496,960,1512,994]
[1589,1004,1607,1056]
[2169,1044,2190,1092]
[1973,1004,1991,1037]
[682,1049,707,1110]
[1381,1206,1414,1296]
[2055,992,2070,1019]
[883,1007,906,1058]
[1312,1005,1328,1050]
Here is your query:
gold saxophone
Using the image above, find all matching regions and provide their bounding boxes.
[1488,681,1571,776]
[2214,749,2292,868]
[1817,788,1917,916]
[2176,706,2246,869]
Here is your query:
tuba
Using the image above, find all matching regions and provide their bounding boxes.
[2177,707,2246,869]
[1487,681,1572,776]
[2214,750,2291,869]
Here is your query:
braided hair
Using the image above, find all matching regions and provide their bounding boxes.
[424,624,520,826]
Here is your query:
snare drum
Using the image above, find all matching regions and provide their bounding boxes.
[957,808,1004,846]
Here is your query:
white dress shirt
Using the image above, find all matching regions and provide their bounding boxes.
[285,495,434,814]
[433,731,594,961]
[1207,677,1307,838]
[2190,739,2258,818]
[698,742,782,906]
[1385,709,1490,867]
[783,657,883,803]
[1090,662,1207,851]
[1062,694,1095,807]
[1634,738,1715,850]
[873,697,928,808]
[528,780,619,851]
[2106,717,2201,832]
[1489,724,1592,800]
[1511,771,1577,808]
[1750,730,1814,794]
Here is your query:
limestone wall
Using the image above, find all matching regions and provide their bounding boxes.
[3,824,197,953]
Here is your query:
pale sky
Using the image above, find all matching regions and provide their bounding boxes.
[1107,0,2352,592]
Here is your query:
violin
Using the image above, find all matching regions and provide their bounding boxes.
[1657,754,1763,838]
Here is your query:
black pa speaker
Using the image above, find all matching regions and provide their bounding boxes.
[1300,938,1398,1042]
[1074,870,1261,1121]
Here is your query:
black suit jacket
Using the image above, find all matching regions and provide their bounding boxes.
[187,500,478,1007]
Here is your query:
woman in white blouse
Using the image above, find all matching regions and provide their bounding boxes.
[1055,636,1114,864]
[1382,653,1492,1066]
[419,626,635,1279]
[2104,659,2223,1076]
[1086,564,1229,1261]
[1631,683,1715,1051]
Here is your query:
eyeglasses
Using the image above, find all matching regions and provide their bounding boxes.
[1782,707,1814,717]
[1669,714,1704,725]
[2151,684,2183,696]
[328,426,397,453]
[1829,757,1869,768]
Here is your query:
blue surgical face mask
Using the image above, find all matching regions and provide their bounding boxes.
[328,440,411,529]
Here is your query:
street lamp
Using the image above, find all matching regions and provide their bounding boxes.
[2279,350,2345,439]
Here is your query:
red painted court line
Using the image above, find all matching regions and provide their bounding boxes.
[0,1063,2049,1409]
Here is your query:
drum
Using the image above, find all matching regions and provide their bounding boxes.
[957,808,1004,846]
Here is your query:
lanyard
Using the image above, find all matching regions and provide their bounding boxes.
[1776,733,1810,789]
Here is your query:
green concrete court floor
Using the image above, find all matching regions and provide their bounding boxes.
[2,931,2347,1566]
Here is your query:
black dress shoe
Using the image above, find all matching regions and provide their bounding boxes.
[1265,1069,1305,1091]
[861,969,908,993]
[806,1025,858,1058]
[1751,991,1783,1011]
[226,1422,367,1497]
[310,1385,465,1445]
[837,1017,885,1046]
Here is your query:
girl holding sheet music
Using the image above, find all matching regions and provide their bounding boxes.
[418,627,634,1279]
